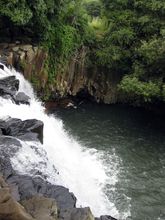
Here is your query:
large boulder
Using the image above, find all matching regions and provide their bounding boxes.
[0,176,34,220]
[0,136,21,156]
[14,92,30,105]
[0,64,4,70]
[7,175,77,209]
[58,207,95,220]
[95,216,117,220]
[0,118,44,144]
[0,136,22,180]
[0,75,19,96]
[0,152,16,180]
[0,154,77,217]
[21,196,58,220]
[0,74,30,105]
[0,154,76,211]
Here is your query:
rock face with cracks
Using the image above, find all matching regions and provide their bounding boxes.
[0,118,44,144]
[0,176,34,220]
[21,196,58,220]
[0,175,96,220]
[0,43,122,104]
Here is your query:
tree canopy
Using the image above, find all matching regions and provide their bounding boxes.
[0,0,165,104]
[97,0,165,103]
[0,0,62,41]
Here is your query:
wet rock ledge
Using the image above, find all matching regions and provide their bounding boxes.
[0,66,117,220]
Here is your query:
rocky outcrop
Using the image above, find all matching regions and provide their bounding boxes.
[58,207,94,220]
[54,47,123,104]
[0,175,95,220]
[0,43,48,90]
[0,74,30,105]
[0,176,34,220]
[0,75,19,96]
[0,118,43,144]
[0,119,95,220]
[14,92,30,105]
[95,216,118,220]
[0,145,76,211]
[7,174,77,209]
[0,173,97,220]
[0,70,43,143]
[0,43,123,104]
[0,175,59,220]
[21,196,58,220]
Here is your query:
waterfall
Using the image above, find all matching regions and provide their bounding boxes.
[0,64,119,218]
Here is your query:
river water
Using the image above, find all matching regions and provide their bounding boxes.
[55,103,165,220]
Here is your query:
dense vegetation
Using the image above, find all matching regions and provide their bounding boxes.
[0,0,165,105]
[0,0,91,80]
[97,0,165,104]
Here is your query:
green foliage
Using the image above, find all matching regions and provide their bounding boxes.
[42,0,92,85]
[0,0,32,25]
[95,0,165,103]
[47,24,79,59]
[0,0,95,102]
[1,0,165,105]
[119,76,162,102]
[0,0,62,41]
[84,0,102,17]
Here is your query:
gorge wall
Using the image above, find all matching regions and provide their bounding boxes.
[0,43,122,104]
[55,47,123,104]
[0,43,48,91]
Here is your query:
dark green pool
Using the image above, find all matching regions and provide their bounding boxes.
[55,103,165,220]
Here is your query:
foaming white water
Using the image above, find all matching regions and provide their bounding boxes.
[0,65,119,217]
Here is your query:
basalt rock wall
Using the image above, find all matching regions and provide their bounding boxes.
[0,43,48,90]
[0,43,122,104]
[55,47,123,104]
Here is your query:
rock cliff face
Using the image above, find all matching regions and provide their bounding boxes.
[0,43,122,104]
[55,47,122,104]
[0,43,48,91]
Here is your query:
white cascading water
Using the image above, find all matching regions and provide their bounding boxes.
[0,65,120,218]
